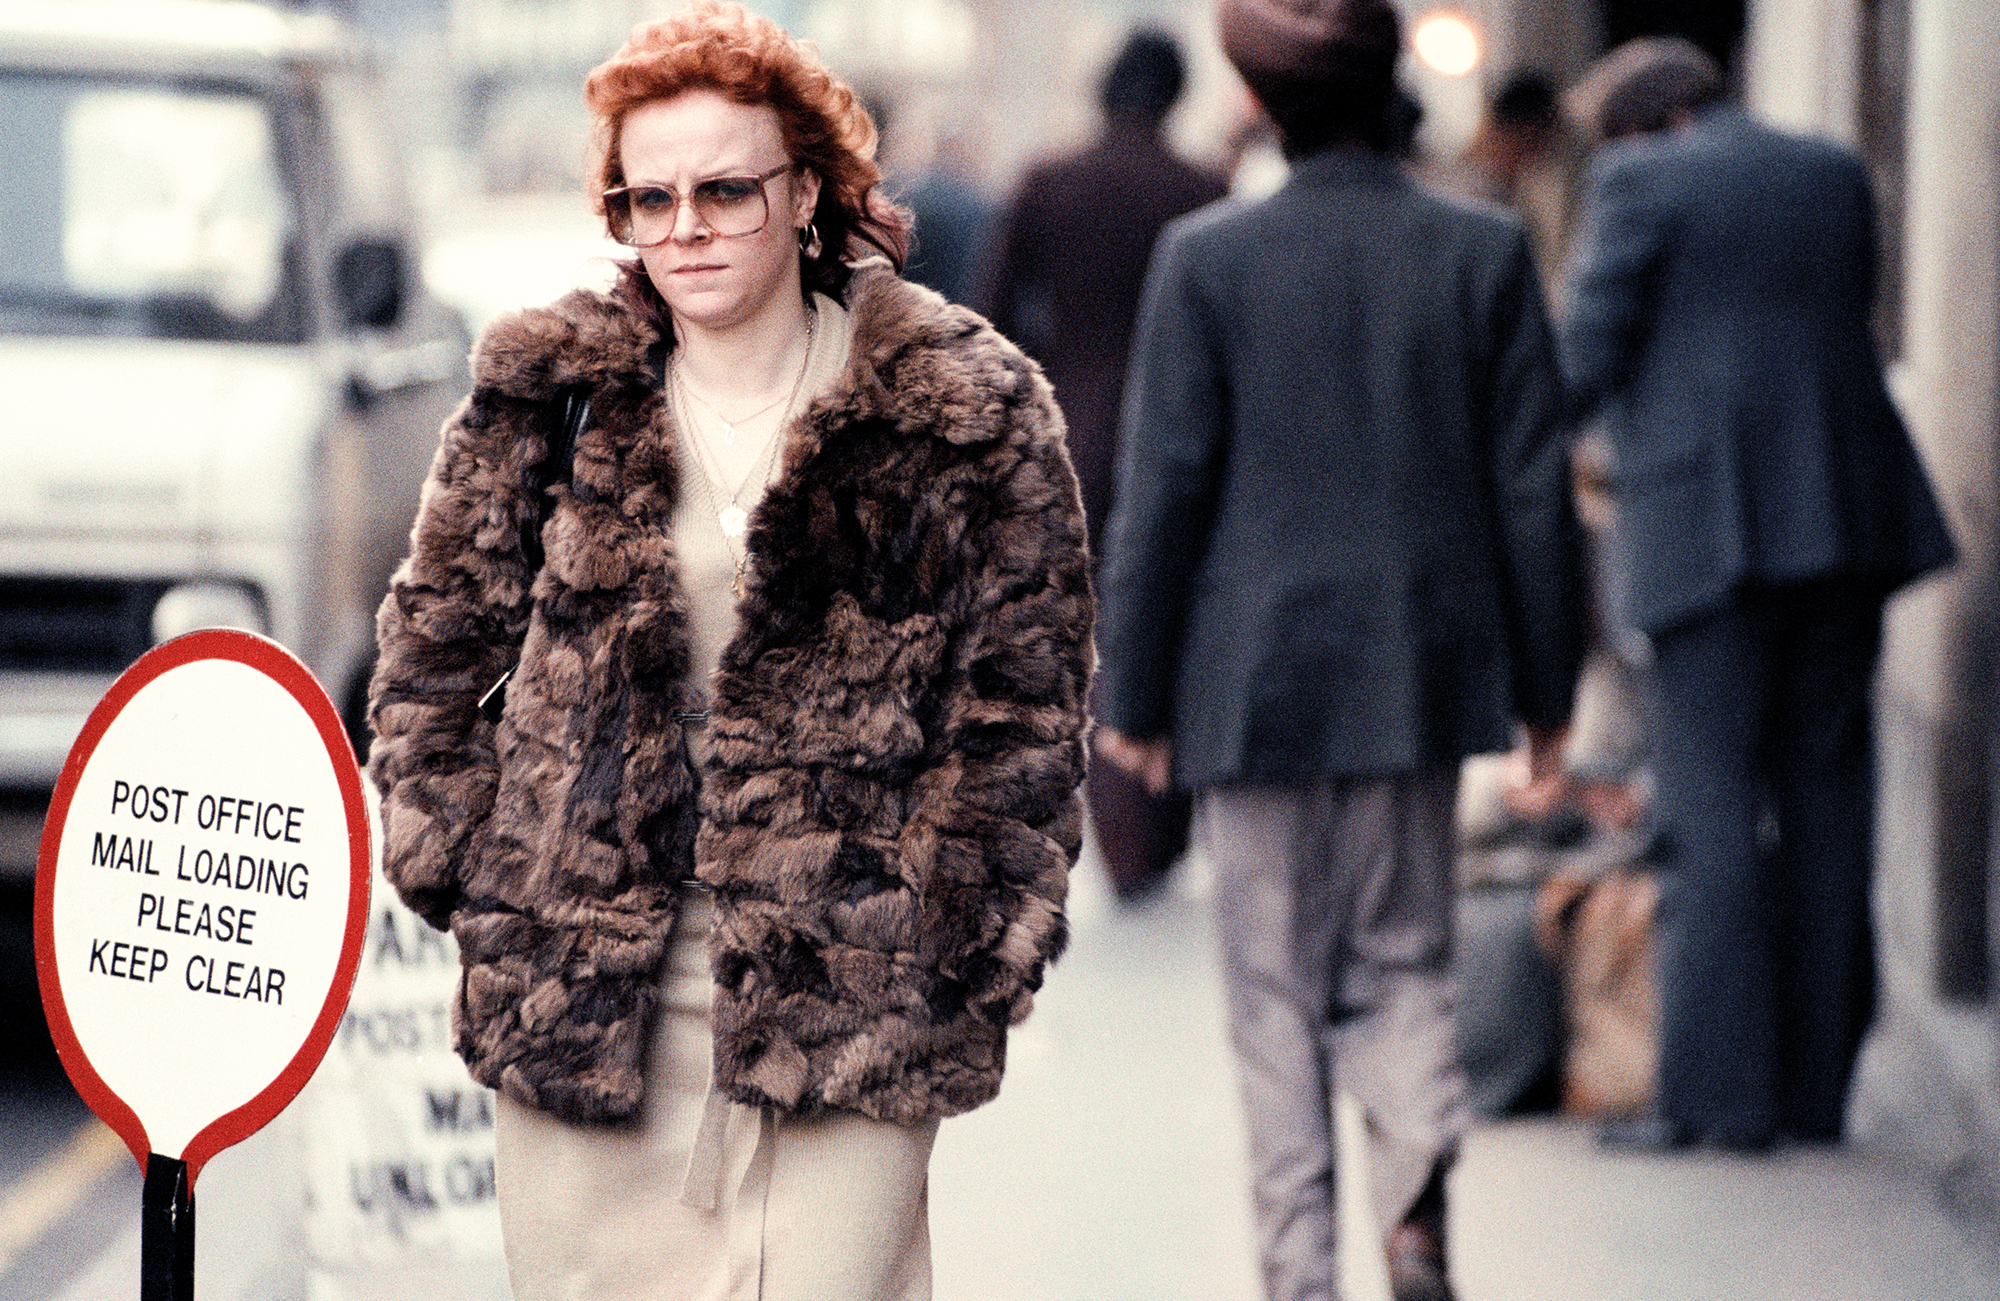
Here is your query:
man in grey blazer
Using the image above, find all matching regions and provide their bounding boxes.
[1095,3,1586,1297]
[1561,39,1956,1152]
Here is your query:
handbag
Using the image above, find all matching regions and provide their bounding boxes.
[1533,863,1660,1118]
[476,386,590,723]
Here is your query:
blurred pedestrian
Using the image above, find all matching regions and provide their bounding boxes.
[1095,2,1587,1298]
[1433,70,1583,296]
[975,26,1226,900]
[366,3,1093,1298]
[881,99,994,304]
[1434,69,1642,849]
[1562,37,1957,1153]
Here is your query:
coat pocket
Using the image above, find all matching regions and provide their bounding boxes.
[449,897,666,1123]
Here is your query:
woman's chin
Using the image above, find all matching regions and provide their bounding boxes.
[661,281,779,334]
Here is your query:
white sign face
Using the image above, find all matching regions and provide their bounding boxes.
[36,630,370,1183]
[298,880,509,1289]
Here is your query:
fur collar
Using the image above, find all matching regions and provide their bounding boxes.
[471,263,1040,449]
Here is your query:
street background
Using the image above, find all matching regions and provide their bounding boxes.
[3,0,1999,1297]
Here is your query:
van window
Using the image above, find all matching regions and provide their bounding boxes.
[0,73,304,342]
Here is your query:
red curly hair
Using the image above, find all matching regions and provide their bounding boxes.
[584,0,908,318]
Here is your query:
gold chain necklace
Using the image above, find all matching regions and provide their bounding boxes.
[671,307,816,595]
[674,374,792,446]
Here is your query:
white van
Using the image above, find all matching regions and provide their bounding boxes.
[0,0,464,875]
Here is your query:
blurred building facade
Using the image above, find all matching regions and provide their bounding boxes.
[321,0,1999,1249]
[1756,0,2000,1240]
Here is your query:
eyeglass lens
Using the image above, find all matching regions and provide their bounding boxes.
[606,168,784,246]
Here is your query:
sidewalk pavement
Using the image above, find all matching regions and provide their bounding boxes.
[44,838,2000,1301]
[929,846,2000,1301]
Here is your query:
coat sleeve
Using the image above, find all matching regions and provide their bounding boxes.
[1093,218,1228,742]
[1561,147,1670,415]
[923,403,1095,1029]
[1478,229,1588,730]
[366,392,541,930]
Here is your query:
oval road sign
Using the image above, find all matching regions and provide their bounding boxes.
[33,629,371,1184]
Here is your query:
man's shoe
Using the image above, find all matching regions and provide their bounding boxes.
[1384,1220,1456,1301]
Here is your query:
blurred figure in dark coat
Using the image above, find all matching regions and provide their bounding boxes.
[886,106,993,305]
[1096,2,1587,1297]
[1437,68,1646,851]
[1562,37,1957,1153]
[1433,70,1584,296]
[975,26,1226,900]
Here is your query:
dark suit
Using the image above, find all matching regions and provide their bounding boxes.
[1098,150,1586,783]
[976,117,1226,896]
[1097,150,1586,1291]
[1563,106,1956,1141]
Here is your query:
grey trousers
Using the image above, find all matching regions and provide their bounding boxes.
[1199,773,1469,1301]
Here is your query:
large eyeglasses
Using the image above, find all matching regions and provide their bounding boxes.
[602,163,794,246]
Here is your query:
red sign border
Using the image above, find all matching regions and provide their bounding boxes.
[32,629,372,1186]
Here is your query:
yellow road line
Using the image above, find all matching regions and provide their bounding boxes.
[0,1119,132,1279]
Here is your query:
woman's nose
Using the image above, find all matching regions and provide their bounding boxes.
[669,194,710,243]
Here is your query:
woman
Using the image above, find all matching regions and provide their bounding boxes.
[366,5,1092,1297]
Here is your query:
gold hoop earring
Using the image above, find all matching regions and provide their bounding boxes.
[798,222,823,261]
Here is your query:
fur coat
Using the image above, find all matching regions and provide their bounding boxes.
[367,265,1093,1126]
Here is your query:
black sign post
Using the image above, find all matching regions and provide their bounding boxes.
[141,1155,196,1301]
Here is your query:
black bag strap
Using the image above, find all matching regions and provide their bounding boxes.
[520,385,590,574]
[477,386,590,722]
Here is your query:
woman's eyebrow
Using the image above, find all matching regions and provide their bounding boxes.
[623,161,778,189]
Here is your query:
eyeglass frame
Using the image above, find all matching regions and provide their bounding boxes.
[601,162,797,247]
